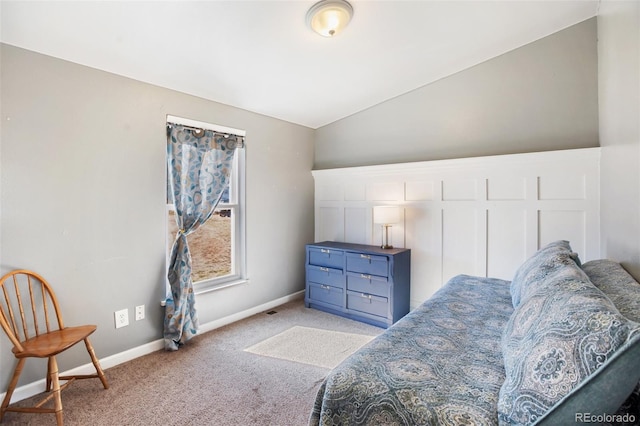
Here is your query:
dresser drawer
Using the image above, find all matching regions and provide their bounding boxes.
[347,272,389,298]
[308,247,344,269]
[309,283,344,307]
[346,253,389,277]
[307,265,344,288]
[347,291,388,318]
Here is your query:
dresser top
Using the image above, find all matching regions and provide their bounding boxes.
[308,241,410,256]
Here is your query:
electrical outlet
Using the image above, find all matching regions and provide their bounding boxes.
[135,305,145,321]
[114,308,129,328]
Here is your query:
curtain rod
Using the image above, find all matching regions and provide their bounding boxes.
[166,114,246,138]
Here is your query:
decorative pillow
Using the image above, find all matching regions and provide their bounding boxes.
[535,337,640,426]
[582,259,640,323]
[498,269,640,425]
[582,259,640,422]
[510,240,582,307]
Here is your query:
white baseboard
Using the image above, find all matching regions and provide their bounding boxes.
[0,290,304,404]
[198,290,304,334]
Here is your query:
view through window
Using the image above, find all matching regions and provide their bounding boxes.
[167,187,233,282]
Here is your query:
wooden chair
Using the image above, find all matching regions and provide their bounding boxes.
[0,270,109,425]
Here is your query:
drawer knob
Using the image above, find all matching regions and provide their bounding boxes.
[321,285,330,290]
[360,274,371,280]
[321,249,330,254]
[320,267,329,272]
[360,254,371,260]
[361,293,372,303]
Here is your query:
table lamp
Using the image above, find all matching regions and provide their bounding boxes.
[373,206,400,249]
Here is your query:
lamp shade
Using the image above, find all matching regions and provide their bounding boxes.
[306,0,353,37]
[373,206,401,225]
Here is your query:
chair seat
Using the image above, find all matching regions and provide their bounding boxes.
[13,325,97,358]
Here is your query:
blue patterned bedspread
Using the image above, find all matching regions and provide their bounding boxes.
[310,275,514,426]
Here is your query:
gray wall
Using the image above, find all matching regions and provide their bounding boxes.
[315,18,598,169]
[598,1,640,278]
[0,44,315,388]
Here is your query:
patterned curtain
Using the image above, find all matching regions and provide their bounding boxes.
[164,123,244,351]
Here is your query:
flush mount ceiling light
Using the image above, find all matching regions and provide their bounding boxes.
[306,0,354,37]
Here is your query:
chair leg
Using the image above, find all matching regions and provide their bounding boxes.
[0,358,26,422]
[48,356,64,426]
[46,358,52,392]
[84,338,109,389]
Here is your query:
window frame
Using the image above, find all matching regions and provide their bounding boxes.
[165,116,247,295]
[194,148,247,293]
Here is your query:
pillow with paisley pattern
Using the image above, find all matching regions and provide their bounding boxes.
[510,240,581,308]
[581,259,640,423]
[498,269,640,425]
[582,259,640,323]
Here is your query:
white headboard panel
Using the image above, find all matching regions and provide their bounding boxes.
[312,148,600,308]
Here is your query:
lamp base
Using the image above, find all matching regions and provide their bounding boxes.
[380,224,393,249]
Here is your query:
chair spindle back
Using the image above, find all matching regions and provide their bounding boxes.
[0,270,64,352]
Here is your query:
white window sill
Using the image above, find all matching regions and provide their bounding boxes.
[160,278,249,306]
[194,278,249,296]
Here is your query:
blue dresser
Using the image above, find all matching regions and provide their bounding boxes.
[305,241,411,328]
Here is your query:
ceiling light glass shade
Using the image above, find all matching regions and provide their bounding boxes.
[306,0,353,37]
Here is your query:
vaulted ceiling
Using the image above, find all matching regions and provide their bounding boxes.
[0,1,599,129]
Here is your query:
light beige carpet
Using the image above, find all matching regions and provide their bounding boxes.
[244,325,375,369]
[3,301,383,425]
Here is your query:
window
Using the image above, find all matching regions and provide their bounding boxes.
[166,117,246,292]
